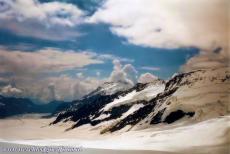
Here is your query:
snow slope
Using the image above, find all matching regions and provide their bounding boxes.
[102,82,165,111]
[1,115,229,153]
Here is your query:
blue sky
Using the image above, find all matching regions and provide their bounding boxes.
[0,0,226,102]
[0,23,199,79]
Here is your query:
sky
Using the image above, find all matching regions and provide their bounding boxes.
[0,0,228,102]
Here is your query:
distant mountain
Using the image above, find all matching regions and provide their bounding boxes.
[51,67,229,133]
[0,96,69,118]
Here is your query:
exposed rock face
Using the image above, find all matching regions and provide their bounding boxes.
[163,110,195,124]
[52,67,230,133]
[51,82,158,127]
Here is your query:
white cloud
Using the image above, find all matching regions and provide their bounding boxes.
[89,0,228,50]
[138,73,158,84]
[0,0,84,26]
[89,0,229,71]
[41,75,103,102]
[181,48,230,72]
[0,0,85,40]
[0,85,23,97]
[0,51,165,102]
[0,47,140,102]
[0,48,103,75]
[140,66,160,71]
[0,74,104,102]
[109,60,137,86]
[97,53,134,63]
[71,77,102,100]
[0,48,106,102]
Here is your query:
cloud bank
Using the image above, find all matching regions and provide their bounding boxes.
[0,85,23,97]
[0,48,104,102]
[0,48,139,102]
[0,47,160,102]
[181,48,229,72]
[89,0,229,71]
[89,0,228,50]
[0,0,85,40]
[0,48,103,75]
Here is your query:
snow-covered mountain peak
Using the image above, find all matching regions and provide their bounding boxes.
[52,67,229,134]
[85,81,133,97]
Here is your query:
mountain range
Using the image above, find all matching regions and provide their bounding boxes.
[50,67,229,133]
[0,67,228,133]
[0,96,70,118]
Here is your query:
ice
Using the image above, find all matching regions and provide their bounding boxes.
[1,116,229,152]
